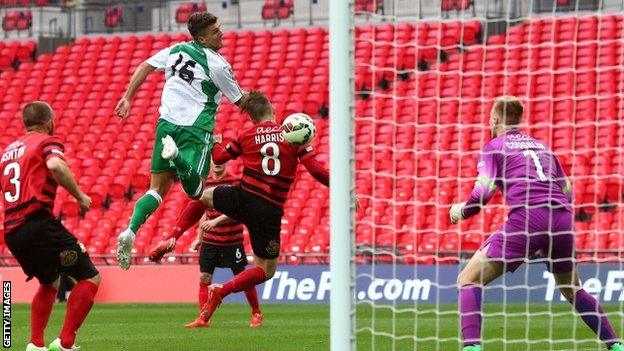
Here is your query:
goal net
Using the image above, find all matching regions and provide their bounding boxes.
[349,1,624,350]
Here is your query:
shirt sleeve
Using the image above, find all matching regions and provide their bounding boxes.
[301,156,329,187]
[208,61,243,103]
[212,138,241,165]
[297,145,315,161]
[42,137,65,162]
[145,46,170,70]
[462,143,499,219]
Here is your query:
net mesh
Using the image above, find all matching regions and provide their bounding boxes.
[352,1,624,350]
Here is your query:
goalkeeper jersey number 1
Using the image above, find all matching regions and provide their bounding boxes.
[146,41,243,132]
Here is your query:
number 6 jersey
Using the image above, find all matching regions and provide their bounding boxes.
[212,121,329,208]
[0,132,65,233]
[146,41,243,133]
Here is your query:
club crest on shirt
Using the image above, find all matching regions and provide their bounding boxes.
[266,240,280,256]
[60,250,78,267]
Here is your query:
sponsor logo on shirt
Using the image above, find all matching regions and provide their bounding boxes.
[507,134,531,140]
[256,126,282,134]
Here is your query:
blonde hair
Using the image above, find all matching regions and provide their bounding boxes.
[493,96,524,125]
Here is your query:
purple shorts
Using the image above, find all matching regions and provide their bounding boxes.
[480,205,575,273]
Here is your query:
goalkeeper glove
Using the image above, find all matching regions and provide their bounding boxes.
[449,202,466,224]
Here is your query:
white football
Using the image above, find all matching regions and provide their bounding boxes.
[281,113,316,146]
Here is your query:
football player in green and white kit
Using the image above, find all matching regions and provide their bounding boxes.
[114,12,245,270]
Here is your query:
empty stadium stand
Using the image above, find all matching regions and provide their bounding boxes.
[261,0,294,21]
[0,15,622,265]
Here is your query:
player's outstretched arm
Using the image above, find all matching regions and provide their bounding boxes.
[115,62,157,120]
[302,157,329,187]
[46,157,91,212]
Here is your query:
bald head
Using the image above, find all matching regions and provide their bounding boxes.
[22,101,54,131]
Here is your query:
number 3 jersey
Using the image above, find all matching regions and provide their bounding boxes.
[0,132,65,233]
[146,41,243,133]
[212,120,329,208]
[462,129,572,219]
[202,174,244,246]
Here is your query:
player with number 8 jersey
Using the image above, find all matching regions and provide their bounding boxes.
[147,91,329,324]
[115,12,246,271]
[194,91,329,323]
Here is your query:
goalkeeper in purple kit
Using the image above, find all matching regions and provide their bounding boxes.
[450,96,623,351]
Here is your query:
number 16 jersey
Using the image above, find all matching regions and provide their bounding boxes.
[0,132,65,233]
[146,41,243,133]
[216,121,316,208]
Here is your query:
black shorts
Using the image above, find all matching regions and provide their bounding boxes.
[4,210,99,285]
[199,242,247,275]
[213,185,283,259]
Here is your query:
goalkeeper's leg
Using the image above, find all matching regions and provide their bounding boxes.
[555,269,622,350]
[456,247,505,350]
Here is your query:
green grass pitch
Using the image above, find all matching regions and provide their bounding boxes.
[6,303,622,350]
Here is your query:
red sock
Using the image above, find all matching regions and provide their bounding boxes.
[198,282,209,310]
[60,280,98,348]
[221,266,266,298]
[244,287,261,313]
[30,285,57,347]
[168,200,207,240]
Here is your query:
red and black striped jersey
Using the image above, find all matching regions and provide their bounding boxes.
[202,174,244,246]
[0,132,65,233]
[213,121,316,208]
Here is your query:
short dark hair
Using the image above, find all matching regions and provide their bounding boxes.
[187,12,218,39]
[493,96,524,125]
[22,101,53,129]
[239,91,273,122]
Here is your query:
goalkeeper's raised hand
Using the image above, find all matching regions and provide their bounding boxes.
[449,202,466,224]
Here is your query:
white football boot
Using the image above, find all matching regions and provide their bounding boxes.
[160,135,179,160]
[48,338,80,351]
[26,343,48,351]
[116,228,136,270]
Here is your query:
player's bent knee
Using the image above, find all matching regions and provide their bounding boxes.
[263,267,276,280]
[199,273,212,284]
[457,270,475,286]
[48,278,61,290]
[457,276,470,287]
[88,273,101,287]
[258,260,278,280]
[559,288,575,303]
[149,172,174,198]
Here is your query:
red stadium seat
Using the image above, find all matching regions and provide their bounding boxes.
[2,11,19,31]
[354,0,382,14]
[16,10,32,31]
[176,3,193,24]
[0,18,621,261]
[104,6,123,28]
